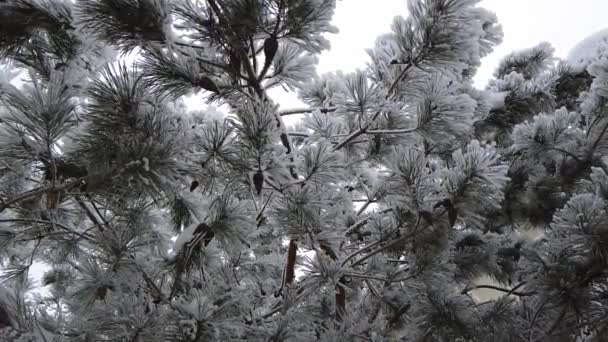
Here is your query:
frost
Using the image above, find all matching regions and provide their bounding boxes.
[142,157,150,171]
[173,222,199,255]
[0,0,606,339]
[124,160,142,168]
[0,64,20,86]
[486,91,509,110]
[567,28,608,71]
[203,106,227,122]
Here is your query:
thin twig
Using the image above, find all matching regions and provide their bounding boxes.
[0,178,85,213]
[548,147,582,162]
[350,228,423,267]
[0,218,95,243]
[249,37,258,73]
[343,273,389,282]
[172,41,239,74]
[255,192,273,226]
[543,307,568,340]
[587,119,608,159]
[505,281,529,297]
[287,132,310,138]
[279,107,337,116]
[386,302,411,328]
[528,297,551,342]
[365,279,381,298]
[365,128,418,135]
[461,284,536,297]
[0,161,39,183]
[356,194,378,216]
[340,240,384,267]
[74,196,105,232]
[344,208,393,236]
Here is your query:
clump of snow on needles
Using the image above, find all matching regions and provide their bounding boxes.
[171,222,200,258]
[567,29,608,71]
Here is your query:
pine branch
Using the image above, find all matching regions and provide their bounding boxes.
[287,132,310,138]
[141,45,223,98]
[256,0,283,82]
[0,163,133,214]
[77,0,168,51]
[172,41,207,51]
[347,209,436,268]
[317,236,347,321]
[279,107,336,116]
[528,297,551,341]
[172,41,248,78]
[547,147,582,163]
[249,36,258,73]
[356,192,380,216]
[350,227,423,267]
[543,307,568,339]
[365,128,418,135]
[206,0,298,180]
[332,63,414,151]
[386,302,411,328]
[587,119,608,158]
[73,196,106,232]
[0,0,596,337]
[341,239,384,267]
[206,0,262,96]
[344,208,393,236]
[255,192,273,227]
[342,273,389,282]
[0,177,85,213]
[0,218,95,243]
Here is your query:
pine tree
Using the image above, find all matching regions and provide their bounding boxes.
[0,0,607,341]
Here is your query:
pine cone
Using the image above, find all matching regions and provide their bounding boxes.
[262,36,278,72]
[252,171,264,195]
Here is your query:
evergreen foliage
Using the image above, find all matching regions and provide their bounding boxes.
[0,0,607,341]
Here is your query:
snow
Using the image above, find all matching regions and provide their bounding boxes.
[173,222,199,255]
[486,91,509,111]
[0,64,19,87]
[515,226,545,244]
[601,156,608,168]
[141,157,150,171]
[567,29,608,71]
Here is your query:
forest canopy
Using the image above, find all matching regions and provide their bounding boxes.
[0,0,607,341]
